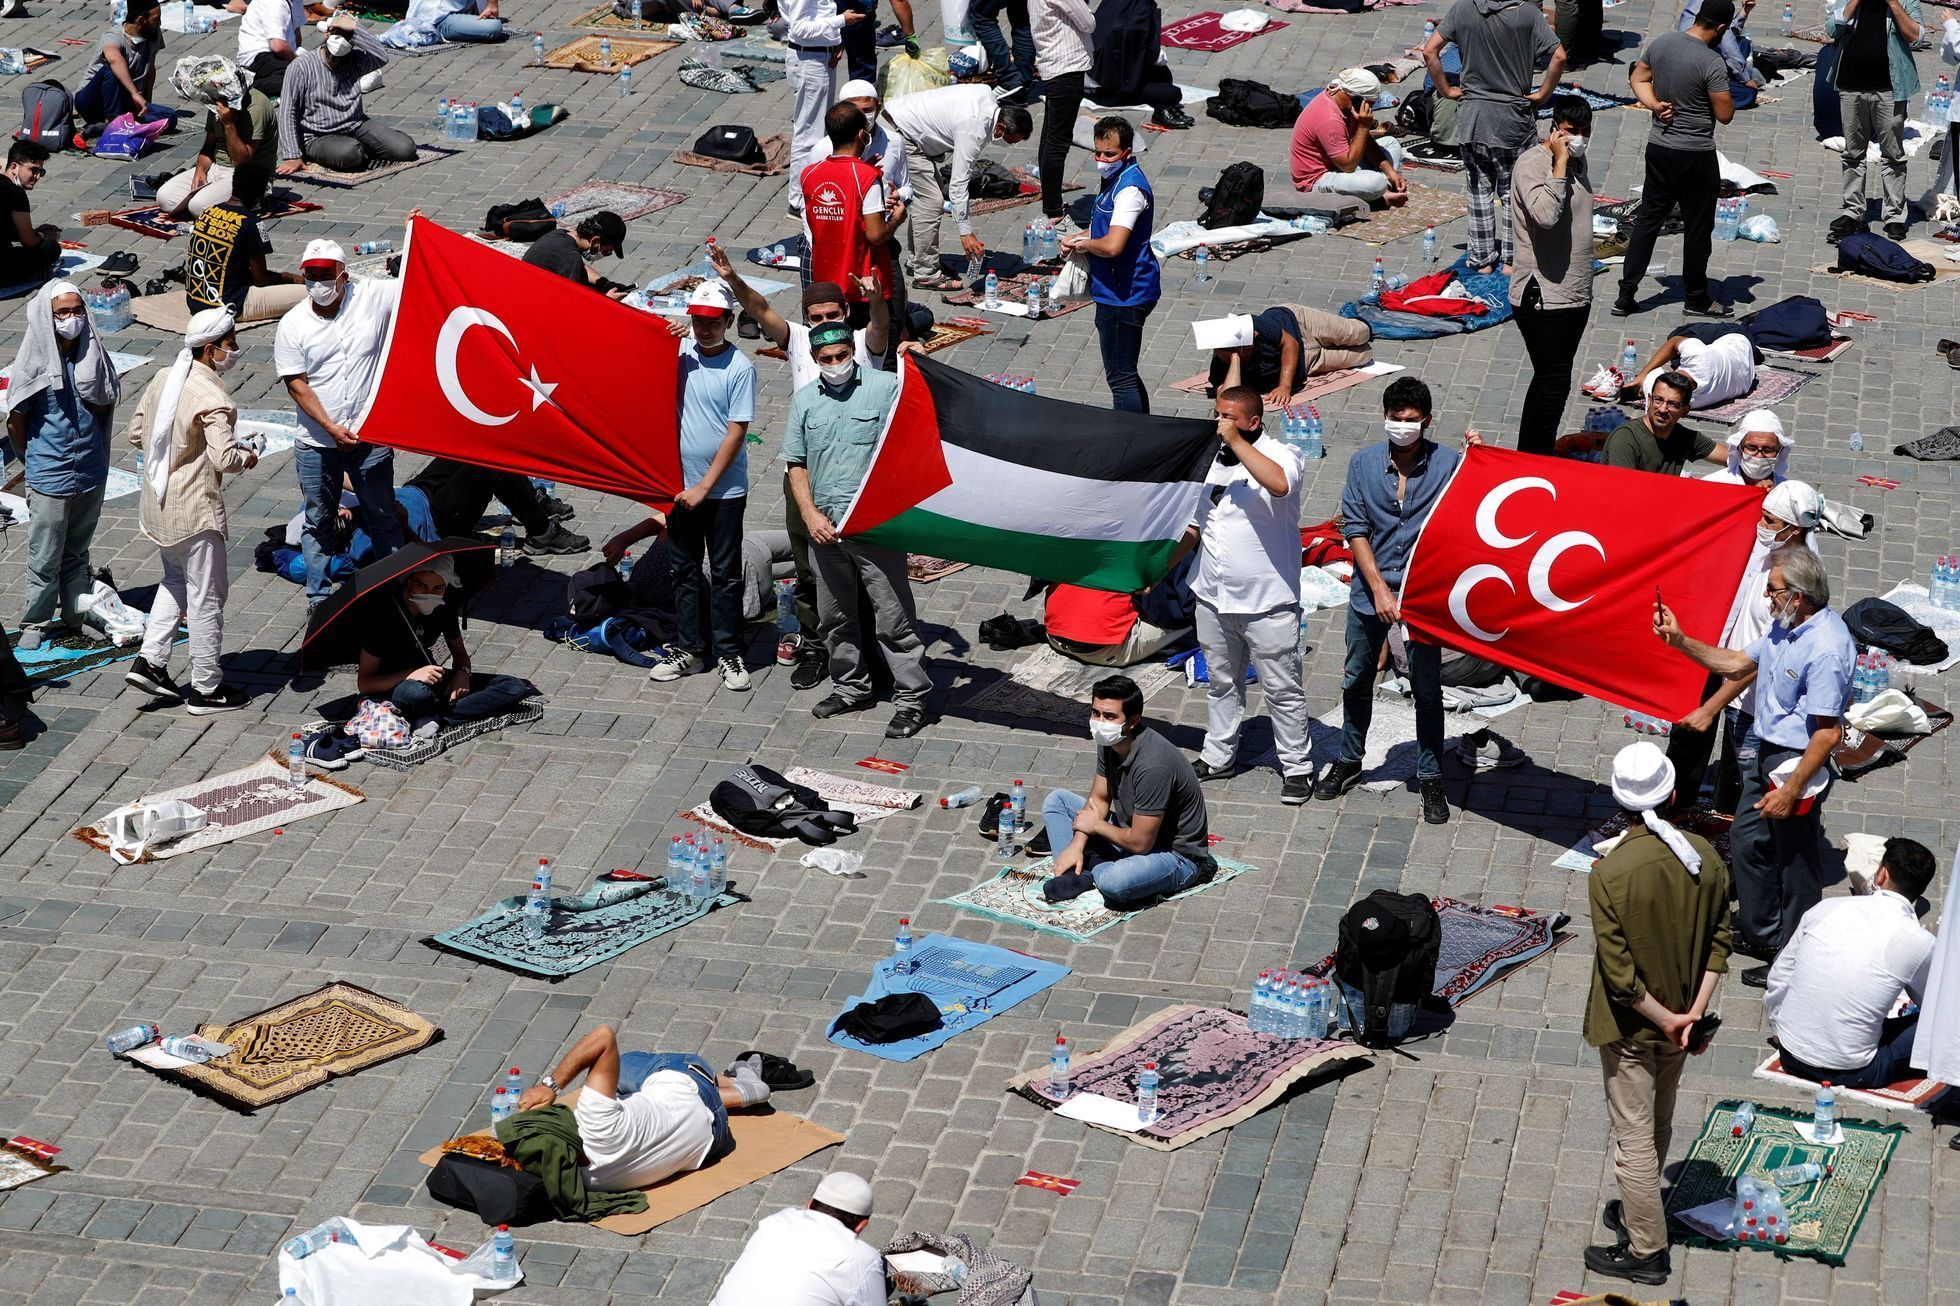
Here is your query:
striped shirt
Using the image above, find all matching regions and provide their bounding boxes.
[276,28,390,160]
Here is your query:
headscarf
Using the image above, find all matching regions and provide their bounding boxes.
[1329,67,1382,100]
[144,307,235,505]
[1763,477,1823,532]
[1610,742,1701,877]
[411,554,459,589]
[8,280,120,412]
[1722,409,1790,483]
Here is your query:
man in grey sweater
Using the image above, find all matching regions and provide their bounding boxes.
[274,12,416,175]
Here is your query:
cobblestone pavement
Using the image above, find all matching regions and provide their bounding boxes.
[0,0,1957,1302]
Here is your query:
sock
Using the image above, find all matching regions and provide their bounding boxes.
[730,1064,771,1106]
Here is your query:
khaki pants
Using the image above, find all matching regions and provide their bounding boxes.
[1599,1037,1687,1257]
[237,281,307,324]
[903,139,950,282]
[1282,303,1375,375]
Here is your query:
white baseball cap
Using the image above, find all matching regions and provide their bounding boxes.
[686,279,733,317]
[812,1170,873,1218]
[838,79,879,102]
[300,238,347,269]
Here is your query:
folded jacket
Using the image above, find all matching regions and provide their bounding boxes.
[496,1104,650,1222]
[831,992,944,1044]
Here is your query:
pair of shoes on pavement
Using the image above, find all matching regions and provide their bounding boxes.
[1834,216,1908,242]
[647,649,751,691]
[1152,104,1195,130]
[1193,757,1314,805]
[1585,1200,1671,1285]
[521,522,588,555]
[123,658,248,714]
[778,632,830,690]
[812,692,928,738]
[1313,760,1452,823]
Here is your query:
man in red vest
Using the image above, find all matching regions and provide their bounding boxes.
[799,102,907,327]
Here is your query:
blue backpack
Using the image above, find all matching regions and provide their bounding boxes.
[1741,295,1831,352]
[1836,232,1935,284]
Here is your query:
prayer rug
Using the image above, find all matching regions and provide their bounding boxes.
[0,250,105,300]
[1167,360,1403,408]
[968,168,1082,216]
[720,51,785,82]
[294,144,460,189]
[1753,1053,1949,1113]
[427,879,739,979]
[906,553,971,581]
[534,34,680,71]
[1302,899,1570,1005]
[0,1137,62,1192]
[1007,1004,1369,1150]
[680,766,923,850]
[1763,336,1851,363]
[299,699,545,770]
[569,3,728,33]
[1265,0,1421,9]
[7,628,181,686]
[1333,184,1468,245]
[943,270,1090,317]
[543,180,686,222]
[1833,692,1952,778]
[1813,238,1960,289]
[1596,195,1684,237]
[108,195,320,239]
[1876,583,1960,672]
[956,645,1177,728]
[1665,1099,1902,1265]
[913,321,990,356]
[1159,12,1288,51]
[827,932,1071,1061]
[941,857,1258,943]
[1536,84,1639,118]
[73,757,364,862]
[130,292,273,333]
[1690,366,1820,422]
[1553,806,1733,873]
[675,132,790,176]
[162,982,439,1110]
[1169,230,1309,261]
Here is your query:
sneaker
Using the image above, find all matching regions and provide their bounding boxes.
[1682,297,1732,319]
[1192,759,1236,782]
[1043,215,1081,239]
[777,630,805,667]
[1314,760,1363,800]
[123,656,182,699]
[184,684,249,715]
[647,648,700,683]
[1419,777,1451,824]
[302,731,362,770]
[1884,221,1910,241]
[790,640,829,691]
[1281,774,1313,805]
[812,692,873,720]
[0,718,22,751]
[1455,731,1527,770]
[885,706,926,738]
[1025,824,1052,855]
[543,496,577,522]
[1582,1241,1670,1286]
[718,656,751,692]
[521,522,589,555]
[1580,364,1626,401]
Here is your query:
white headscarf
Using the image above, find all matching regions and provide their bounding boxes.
[144,307,236,505]
[1610,742,1702,877]
[8,280,120,412]
[1722,409,1790,483]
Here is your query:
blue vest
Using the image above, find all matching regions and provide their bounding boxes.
[1089,160,1160,308]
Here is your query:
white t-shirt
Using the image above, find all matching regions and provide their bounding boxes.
[1108,181,1150,230]
[238,0,305,61]
[273,278,402,449]
[573,1074,714,1192]
[710,1208,887,1306]
[785,321,884,393]
[1191,434,1307,614]
[1676,333,1756,409]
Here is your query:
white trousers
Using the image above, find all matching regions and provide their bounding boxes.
[1196,600,1310,776]
[785,47,836,207]
[140,530,229,694]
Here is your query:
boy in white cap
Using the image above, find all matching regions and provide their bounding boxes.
[1583,740,1730,1286]
[710,1170,886,1305]
[1289,68,1409,203]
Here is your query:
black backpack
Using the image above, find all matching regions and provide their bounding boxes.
[708,764,859,845]
[1395,86,1459,149]
[1205,78,1297,129]
[483,198,556,242]
[695,124,766,166]
[1203,162,1263,228]
[1836,231,1935,283]
[1741,294,1831,352]
[1844,597,1951,666]
[425,1153,554,1227]
[1333,891,1440,1047]
[966,158,1024,200]
[17,80,73,152]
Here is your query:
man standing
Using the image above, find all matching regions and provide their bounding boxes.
[1031,0,1094,232]
[1614,0,1737,318]
[711,1172,886,1305]
[1039,674,1212,905]
[971,0,1042,104]
[1680,0,1765,108]
[880,85,1032,292]
[274,12,416,175]
[776,0,862,210]
[1182,387,1312,804]
[801,103,906,319]
[1510,96,1594,455]
[274,239,404,606]
[1316,378,1463,824]
[1063,115,1159,412]
[1424,0,1566,273]
[1656,545,1857,971]
[1828,0,1923,241]
[7,283,120,650]
[1601,371,1727,475]
[1290,68,1410,202]
[785,324,931,737]
[522,211,631,298]
[1583,741,1730,1286]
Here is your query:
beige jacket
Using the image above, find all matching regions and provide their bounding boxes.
[126,362,251,547]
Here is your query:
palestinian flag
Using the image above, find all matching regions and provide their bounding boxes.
[838,356,1220,592]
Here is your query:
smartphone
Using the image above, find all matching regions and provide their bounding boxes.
[1687,1011,1722,1055]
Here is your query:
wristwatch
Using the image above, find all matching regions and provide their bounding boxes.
[539,1074,559,1091]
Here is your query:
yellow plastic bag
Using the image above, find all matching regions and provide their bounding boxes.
[878,49,952,101]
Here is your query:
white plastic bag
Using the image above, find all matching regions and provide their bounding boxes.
[101,798,207,864]
[1218,8,1269,31]
[800,848,866,877]
[1846,688,1931,736]
[1737,214,1781,243]
[76,580,147,644]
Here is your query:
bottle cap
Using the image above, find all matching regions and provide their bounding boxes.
[498,1224,509,1232]
[1143,1061,1156,1070]
[899,917,909,926]
[510,1067,519,1074]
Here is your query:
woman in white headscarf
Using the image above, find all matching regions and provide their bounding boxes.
[120,307,258,713]
[7,280,121,649]
[1701,409,1789,488]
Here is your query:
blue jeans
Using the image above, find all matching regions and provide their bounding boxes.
[1094,300,1154,413]
[435,11,507,40]
[388,672,535,722]
[294,442,404,603]
[969,0,1039,97]
[618,1052,735,1163]
[1341,604,1443,780]
[1778,1016,1920,1091]
[74,61,178,126]
[838,0,880,84]
[1042,788,1205,906]
[668,495,746,661]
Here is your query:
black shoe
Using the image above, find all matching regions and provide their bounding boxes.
[1828,216,1865,245]
[1682,298,1732,318]
[123,657,182,700]
[1152,105,1196,130]
[1602,1200,1628,1246]
[1281,774,1313,805]
[1740,963,1772,989]
[0,718,22,751]
[1193,759,1236,782]
[885,707,926,738]
[790,641,829,691]
[184,684,249,715]
[1420,777,1451,824]
[100,251,139,276]
[1884,221,1910,240]
[543,496,577,521]
[521,522,589,555]
[812,692,873,720]
[1314,760,1363,800]
[1583,1241,1670,1286]
[1025,824,1051,856]
[1609,295,1637,317]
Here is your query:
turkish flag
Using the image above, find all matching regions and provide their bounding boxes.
[1398,445,1763,720]
[354,216,681,508]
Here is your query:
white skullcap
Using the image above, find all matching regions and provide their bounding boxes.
[413,554,460,588]
[185,307,236,349]
[1610,742,1702,877]
[813,1170,873,1218]
[1727,408,1787,447]
[1763,478,1822,530]
[838,79,879,102]
[1329,67,1382,99]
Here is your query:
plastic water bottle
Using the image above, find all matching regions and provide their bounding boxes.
[353,239,394,256]
[1025,278,1041,319]
[1009,777,1026,830]
[1875,649,1891,693]
[996,803,1018,859]
[105,1023,160,1055]
[499,518,517,567]
[1194,244,1212,283]
[1851,653,1870,704]
[1813,1081,1837,1136]
[533,31,545,60]
[509,92,523,122]
[181,1,194,31]
[1849,429,1864,453]
[1249,970,1274,1033]
[893,916,916,973]
[984,269,1000,309]
[774,578,798,637]
[1732,1174,1761,1237]
[492,1225,517,1282]
[490,1085,509,1125]
[1371,256,1386,297]
[689,839,711,900]
[1767,1160,1831,1187]
[1621,339,1639,377]
[1423,17,1437,42]
[1302,405,1324,460]
[1781,2,1793,33]
[1022,222,1039,265]
[288,731,306,791]
[283,1220,346,1261]
[522,879,549,939]
[1756,1182,1790,1243]
[616,551,634,583]
[940,785,983,808]
[1423,225,1438,265]
[1042,223,1059,261]
[1049,1034,1070,1096]
[436,97,450,131]
[1936,557,1954,610]
[114,0,127,20]
[709,838,728,896]
[599,35,614,66]
[1731,1101,1757,1137]
[1136,1061,1160,1125]
[665,835,688,893]
[618,63,633,96]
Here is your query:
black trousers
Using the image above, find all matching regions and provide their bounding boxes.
[1617,143,1720,307]
[409,457,553,537]
[0,634,29,724]
[242,51,290,100]
[1039,71,1085,219]
[667,496,746,661]
[1511,288,1588,456]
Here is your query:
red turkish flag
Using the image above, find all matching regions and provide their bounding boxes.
[354,216,681,508]
[1398,445,1763,720]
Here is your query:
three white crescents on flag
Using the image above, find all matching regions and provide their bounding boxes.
[1447,476,1607,643]
[434,305,560,428]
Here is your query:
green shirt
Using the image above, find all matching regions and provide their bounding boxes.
[1585,823,1733,1047]
[1601,417,1715,478]
[203,89,278,184]
[783,366,898,523]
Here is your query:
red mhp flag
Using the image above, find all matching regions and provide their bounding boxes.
[354,216,681,507]
[1398,445,1762,720]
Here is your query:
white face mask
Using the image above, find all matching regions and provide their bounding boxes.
[1755,521,1784,548]
[1088,717,1125,746]
[1773,597,1799,630]
[209,347,239,374]
[1563,134,1589,159]
[53,315,85,341]
[325,34,352,57]
[308,278,342,308]
[1096,157,1126,180]
[1738,452,1777,480]
[406,592,444,614]
[1384,419,1425,447]
[818,359,857,387]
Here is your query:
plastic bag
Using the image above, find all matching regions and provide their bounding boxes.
[1737,214,1781,243]
[878,49,952,101]
[1846,688,1931,736]
[800,848,866,878]
[101,798,208,864]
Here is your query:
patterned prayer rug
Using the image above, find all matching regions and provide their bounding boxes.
[1833,691,1952,778]
[534,34,681,71]
[941,857,1257,943]
[1691,366,1820,422]
[301,699,545,770]
[7,628,182,686]
[1536,84,1639,118]
[543,180,687,222]
[1333,183,1469,244]
[1007,1005,1369,1150]
[827,932,1071,1061]
[1168,361,1402,408]
[1301,899,1569,1004]
[1665,1099,1903,1265]
[1552,806,1732,873]
[428,879,738,978]
[1159,12,1288,51]
[107,195,320,239]
[967,168,1082,216]
[1753,1053,1949,1113]
[166,982,439,1110]
[675,132,790,176]
[1763,336,1851,363]
[73,757,363,862]
[956,646,1178,728]
[680,766,923,849]
[913,321,991,356]
[294,144,460,189]
[0,1138,62,1193]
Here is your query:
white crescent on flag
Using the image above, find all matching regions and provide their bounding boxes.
[434,305,560,428]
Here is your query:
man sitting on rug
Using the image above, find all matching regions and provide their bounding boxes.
[1290,68,1410,205]
[1762,836,1937,1087]
[1601,370,1727,475]
[522,210,631,298]
[513,1025,772,1193]
[1623,322,1760,410]
[710,1171,886,1305]
[1040,674,1213,906]
[274,12,417,176]
[184,170,308,324]
[1205,303,1374,407]
[159,56,278,219]
[383,0,507,48]
[74,0,174,130]
[354,555,538,724]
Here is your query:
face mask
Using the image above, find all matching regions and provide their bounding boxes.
[210,348,239,374]
[1096,158,1125,180]
[1773,596,1799,630]
[1088,717,1125,746]
[53,315,85,341]
[406,592,444,614]
[818,359,857,387]
[1564,135,1589,159]
[1755,522,1783,548]
[308,279,342,308]
[1739,452,1777,480]
[1384,419,1424,447]
[325,34,352,57]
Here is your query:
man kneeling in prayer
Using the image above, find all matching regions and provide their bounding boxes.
[514,1025,772,1191]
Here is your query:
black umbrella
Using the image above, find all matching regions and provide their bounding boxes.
[299,537,497,671]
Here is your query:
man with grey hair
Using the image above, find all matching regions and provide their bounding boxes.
[1654,544,1856,978]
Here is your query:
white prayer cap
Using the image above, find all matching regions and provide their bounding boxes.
[838,79,879,102]
[185,307,236,348]
[1329,68,1381,99]
[813,1170,873,1218]
[1610,741,1675,812]
[1763,478,1822,531]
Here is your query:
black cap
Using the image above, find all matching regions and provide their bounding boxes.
[580,210,627,256]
